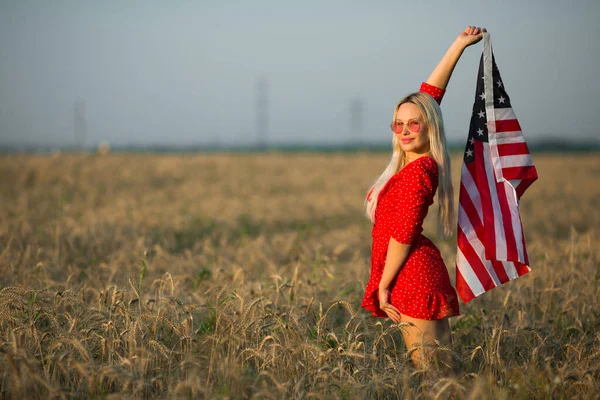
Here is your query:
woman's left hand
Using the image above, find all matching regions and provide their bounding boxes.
[456,26,487,49]
[378,286,402,323]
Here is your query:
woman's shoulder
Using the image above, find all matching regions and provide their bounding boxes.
[386,156,437,194]
[400,156,438,192]
[406,156,438,177]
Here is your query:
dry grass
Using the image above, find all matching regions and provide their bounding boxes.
[0,151,598,399]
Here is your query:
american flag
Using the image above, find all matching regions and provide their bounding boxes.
[455,33,538,303]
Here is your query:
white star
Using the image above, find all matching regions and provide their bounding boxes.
[466,148,473,157]
[469,137,475,145]
[479,92,486,100]
[497,80,503,87]
[478,110,485,118]
[498,96,506,103]
[477,128,484,136]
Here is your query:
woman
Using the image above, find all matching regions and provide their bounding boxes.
[361,26,486,366]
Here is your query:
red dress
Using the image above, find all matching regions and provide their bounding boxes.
[361,83,460,320]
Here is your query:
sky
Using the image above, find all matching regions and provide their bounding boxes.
[0,0,599,148]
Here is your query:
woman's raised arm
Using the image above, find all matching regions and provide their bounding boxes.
[425,26,487,91]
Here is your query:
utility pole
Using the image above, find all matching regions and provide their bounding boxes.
[256,77,268,149]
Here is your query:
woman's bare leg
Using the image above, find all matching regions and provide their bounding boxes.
[399,314,454,369]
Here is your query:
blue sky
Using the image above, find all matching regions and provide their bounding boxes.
[1,0,598,147]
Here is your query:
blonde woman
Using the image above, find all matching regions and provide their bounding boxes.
[361,26,486,366]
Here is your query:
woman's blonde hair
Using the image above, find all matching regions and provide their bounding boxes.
[365,92,454,236]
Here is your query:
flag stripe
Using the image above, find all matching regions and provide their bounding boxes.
[495,132,526,144]
[500,154,534,168]
[515,262,531,275]
[497,142,530,156]
[456,267,476,302]
[501,261,519,280]
[496,119,521,133]
[515,176,536,198]
[494,108,516,120]
[502,165,538,181]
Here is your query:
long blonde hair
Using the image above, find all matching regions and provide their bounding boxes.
[365,92,454,236]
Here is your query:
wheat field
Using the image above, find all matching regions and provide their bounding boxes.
[0,151,598,399]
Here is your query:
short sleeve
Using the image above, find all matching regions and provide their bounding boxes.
[419,82,445,105]
[385,158,438,244]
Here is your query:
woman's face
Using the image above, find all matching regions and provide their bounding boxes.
[394,102,430,157]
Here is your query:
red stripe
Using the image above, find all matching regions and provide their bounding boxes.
[497,142,530,156]
[515,178,535,199]
[515,261,530,276]
[474,141,497,260]
[495,119,521,132]
[502,166,538,182]
[459,183,483,237]
[492,261,511,284]
[457,227,496,292]
[456,267,475,303]
[495,180,518,270]
[459,164,484,234]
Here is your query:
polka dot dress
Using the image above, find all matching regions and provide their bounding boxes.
[361,156,460,320]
